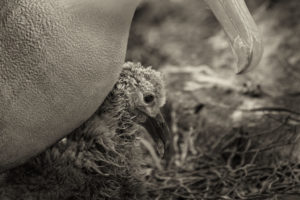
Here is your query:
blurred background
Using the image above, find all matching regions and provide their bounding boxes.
[126,0,300,159]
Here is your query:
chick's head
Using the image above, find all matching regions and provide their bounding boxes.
[102,62,166,124]
[122,62,166,120]
[100,62,172,159]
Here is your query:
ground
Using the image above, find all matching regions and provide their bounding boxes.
[126,0,300,199]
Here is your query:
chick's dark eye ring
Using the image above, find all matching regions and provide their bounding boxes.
[144,94,155,104]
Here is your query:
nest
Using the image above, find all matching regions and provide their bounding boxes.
[144,125,300,200]
[3,118,299,200]
[1,94,300,200]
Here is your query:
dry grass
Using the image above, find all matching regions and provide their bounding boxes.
[143,119,300,200]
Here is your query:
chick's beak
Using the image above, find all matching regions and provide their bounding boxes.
[204,0,263,74]
[140,112,173,160]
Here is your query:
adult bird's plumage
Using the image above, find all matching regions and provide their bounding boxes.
[0,62,169,200]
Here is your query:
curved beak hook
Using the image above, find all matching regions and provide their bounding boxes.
[204,0,263,74]
[140,112,174,163]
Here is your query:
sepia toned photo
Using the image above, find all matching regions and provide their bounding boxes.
[0,0,299,199]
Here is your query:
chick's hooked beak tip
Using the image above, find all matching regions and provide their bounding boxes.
[140,111,173,160]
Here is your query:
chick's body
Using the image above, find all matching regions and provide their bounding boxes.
[0,62,166,200]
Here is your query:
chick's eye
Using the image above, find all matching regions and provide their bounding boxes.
[143,94,155,104]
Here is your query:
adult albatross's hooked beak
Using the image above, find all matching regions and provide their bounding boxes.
[140,112,173,161]
[204,0,263,74]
